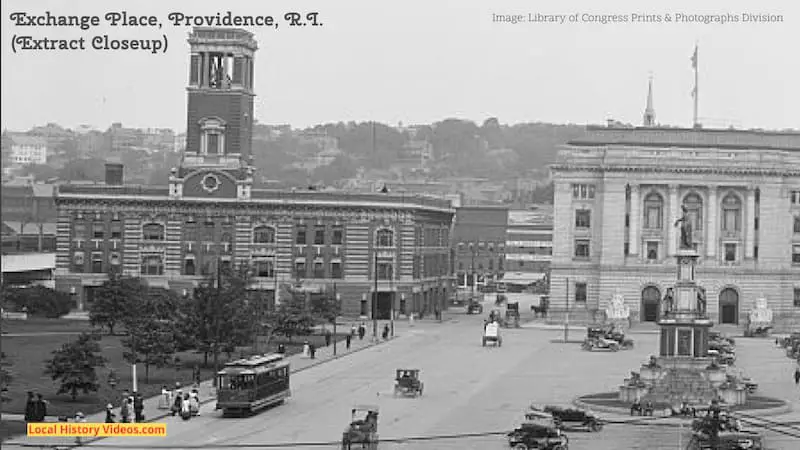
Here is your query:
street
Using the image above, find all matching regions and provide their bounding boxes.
[68,303,799,450]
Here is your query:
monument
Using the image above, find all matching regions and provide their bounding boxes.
[618,208,750,407]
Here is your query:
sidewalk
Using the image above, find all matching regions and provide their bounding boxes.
[2,327,405,447]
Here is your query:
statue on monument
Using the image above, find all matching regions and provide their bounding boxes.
[662,288,675,316]
[674,205,693,250]
[696,286,707,315]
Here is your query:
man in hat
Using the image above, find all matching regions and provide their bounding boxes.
[105,404,116,423]
[24,391,36,422]
[74,412,86,444]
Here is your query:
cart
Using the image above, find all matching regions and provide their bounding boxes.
[393,369,424,397]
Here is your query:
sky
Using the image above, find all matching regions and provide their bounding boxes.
[2,0,798,132]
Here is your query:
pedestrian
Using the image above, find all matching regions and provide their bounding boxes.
[74,412,86,445]
[120,397,131,423]
[171,390,183,416]
[309,343,316,359]
[358,324,365,341]
[345,333,352,350]
[794,367,800,385]
[105,404,116,423]
[189,389,200,416]
[180,393,192,421]
[193,365,201,387]
[350,324,357,336]
[34,393,47,422]
[133,392,144,422]
[159,385,170,410]
[24,391,36,422]
[382,324,389,340]
[302,341,310,358]
[324,329,332,347]
[277,343,286,354]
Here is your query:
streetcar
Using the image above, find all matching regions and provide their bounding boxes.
[216,353,291,416]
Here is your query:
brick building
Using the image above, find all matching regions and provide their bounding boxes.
[53,28,454,318]
[452,206,509,291]
[549,125,800,330]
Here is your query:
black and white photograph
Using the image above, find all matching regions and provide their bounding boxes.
[1,0,798,449]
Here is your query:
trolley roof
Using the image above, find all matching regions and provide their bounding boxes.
[217,353,289,375]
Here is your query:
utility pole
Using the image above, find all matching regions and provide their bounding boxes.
[373,252,379,341]
[564,277,570,343]
[212,257,222,387]
[333,283,338,356]
[470,243,476,303]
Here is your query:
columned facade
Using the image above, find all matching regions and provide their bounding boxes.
[549,126,800,331]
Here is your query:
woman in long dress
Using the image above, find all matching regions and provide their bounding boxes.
[189,389,200,416]
[158,385,170,409]
[171,390,183,416]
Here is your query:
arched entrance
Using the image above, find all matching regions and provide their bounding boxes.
[641,286,661,322]
[719,288,739,324]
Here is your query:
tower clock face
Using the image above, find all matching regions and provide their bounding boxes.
[201,173,220,193]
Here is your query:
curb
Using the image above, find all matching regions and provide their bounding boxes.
[5,334,403,448]
[573,397,793,418]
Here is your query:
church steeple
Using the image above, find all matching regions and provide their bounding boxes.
[643,74,656,127]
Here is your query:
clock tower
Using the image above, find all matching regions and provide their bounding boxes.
[170,28,257,200]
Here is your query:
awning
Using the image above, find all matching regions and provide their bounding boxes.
[500,272,545,284]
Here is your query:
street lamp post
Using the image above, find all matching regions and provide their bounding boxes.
[469,243,477,302]
[373,252,378,342]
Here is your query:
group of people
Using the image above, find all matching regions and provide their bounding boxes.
[165,383,201,421]
[104,390,145,423]
[23,392,48,422]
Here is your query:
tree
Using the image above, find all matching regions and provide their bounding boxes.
[310,291,342,325]
[2,286,74,318]
[120,287,183,382]
[90,275,147,335]
[44,332,106,401]
[273,289,315,341]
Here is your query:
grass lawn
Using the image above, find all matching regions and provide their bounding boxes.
[1,318,346,417]
[0,420,27,442]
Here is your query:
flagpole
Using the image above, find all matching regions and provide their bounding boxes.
[692,43,699,128]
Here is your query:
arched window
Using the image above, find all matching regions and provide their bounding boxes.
[794,216,800,234]
[643,193,664,229]
[683,193,703,231]
[142,223,165,241]
[721,194,741,233]
[376,228,394,247]
[253,226,276,244]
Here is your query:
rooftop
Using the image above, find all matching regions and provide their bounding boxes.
[567,126,800,151]
[8,134,47,147]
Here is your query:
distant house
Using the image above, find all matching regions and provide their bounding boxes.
[8,134,48,165]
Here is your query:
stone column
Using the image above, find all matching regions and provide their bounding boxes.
[745,186,755,259]
[629,185,641,256]
[201,53,209,88]
[668,185,679,256]
[707,186,718,258]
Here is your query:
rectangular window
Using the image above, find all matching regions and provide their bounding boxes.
[92,223,104,239]
[794,217,800,234]
[646,242,659,260]
[313,261,325,278]
[574,282,587,303]
[295,227,307,245]
[332,227,344,245]
[793,245,800,264]
[753,246,759,260]
[588,185,596,199]
[331,262,343,279]
[573,185,580,198]
[314,227,325,245]
[724,243,737,262]
[360,298,368,316]
[110,222,122,239]
[74,223,88,239]
[377,262,393,280]
[488,258,494,270]
[575,210,591,229]
[184,259,196,275]
[254,259,274,277]
[625,214,630,227]
[220,260,231,272]
[794,288,800,307]
[723,210,740,232]
[580,185,587,199]
[574,239,590,258]
[91,253,103,273]
[140,255,164,275]
[624,242,630,255]
[646,206,662,229]
[294,261,306,279]
[207,133,219,154]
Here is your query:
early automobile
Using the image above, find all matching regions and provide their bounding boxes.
[483,321,503,347]
[507,423,569,450]
[393,369,424,397]
[582,336,629,352]
[541,405,604,432]
[466,298,483,315]
[708,349,736,366]
[341,405,379,449]
[505,302,521,328]
[586,325,634,349]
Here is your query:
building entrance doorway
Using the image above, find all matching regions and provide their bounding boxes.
[719,288,739,325]
[641,286,661,322]
[375,292,393,320]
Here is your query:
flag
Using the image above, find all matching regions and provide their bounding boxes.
[691,45,698,70]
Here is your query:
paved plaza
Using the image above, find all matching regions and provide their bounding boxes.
[5,305,799,449]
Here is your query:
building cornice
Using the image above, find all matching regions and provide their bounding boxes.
[549,164,800,178]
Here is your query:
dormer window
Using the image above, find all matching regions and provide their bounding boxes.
[198,117,226,155]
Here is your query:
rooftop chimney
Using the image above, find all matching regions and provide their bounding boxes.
[105,163,124,186]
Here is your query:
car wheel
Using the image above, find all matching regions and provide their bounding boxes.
[513,444,528,450]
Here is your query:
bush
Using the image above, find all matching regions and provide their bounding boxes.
[2,286,74,318]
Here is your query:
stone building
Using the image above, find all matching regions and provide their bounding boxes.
[504,206,553,288]
[549,124,800,330]
[453,206,509,291]
[53,28,454,318]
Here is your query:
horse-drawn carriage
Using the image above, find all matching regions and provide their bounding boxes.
[504,302,521,328]
[531,296,549,318]
[393,369,424,397]
[483,320,503,347]
[341,405,380,449]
